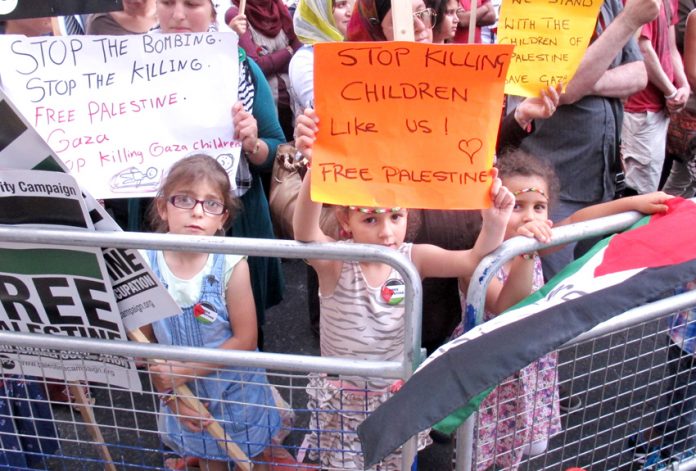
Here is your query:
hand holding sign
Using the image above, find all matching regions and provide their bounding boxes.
[512,82,563,128]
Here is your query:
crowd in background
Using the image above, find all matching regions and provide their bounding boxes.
[1,0,696,468]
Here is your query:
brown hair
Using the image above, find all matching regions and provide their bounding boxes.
[148,154,240,234]
[495,148,560,208]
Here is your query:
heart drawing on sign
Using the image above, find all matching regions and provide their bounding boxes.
[457,138,483,165]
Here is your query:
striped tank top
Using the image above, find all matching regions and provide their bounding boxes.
[319,241,413,389]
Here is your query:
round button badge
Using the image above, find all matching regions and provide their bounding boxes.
[380,279,405,305]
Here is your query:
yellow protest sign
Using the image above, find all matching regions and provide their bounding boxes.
[312,42,513,210]
[498,0,602,97]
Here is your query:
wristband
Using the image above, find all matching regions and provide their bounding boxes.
[665,89,679,100]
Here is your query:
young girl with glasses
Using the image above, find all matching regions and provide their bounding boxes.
[142,154,282,471]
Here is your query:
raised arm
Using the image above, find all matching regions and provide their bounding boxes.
[561,0,660,104]
[559,191,671,225]
[471,169,515,260]
[413,171,514,279]
[291,109,344,287]
[292,110,331,244]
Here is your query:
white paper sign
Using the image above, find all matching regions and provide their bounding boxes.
[0,32,240,199]
[0,89,182,334]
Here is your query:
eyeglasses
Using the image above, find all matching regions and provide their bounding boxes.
[168,194,227,215]
[413,8,436,28]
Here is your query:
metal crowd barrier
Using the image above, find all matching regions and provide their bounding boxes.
[456,208,696,471]
[0,226,424,470]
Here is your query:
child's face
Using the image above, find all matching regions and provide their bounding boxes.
[338,208,408,249]
[158,179,228,236]
[504,175,550,240]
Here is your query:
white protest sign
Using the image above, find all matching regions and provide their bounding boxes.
[0,89,181,333]
[0,32,240,199]
[0,169,141,390]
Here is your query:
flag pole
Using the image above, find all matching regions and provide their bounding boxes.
[67,382,117,471]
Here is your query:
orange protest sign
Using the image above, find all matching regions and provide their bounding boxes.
[312,41,513,210]
[498,0,602,97]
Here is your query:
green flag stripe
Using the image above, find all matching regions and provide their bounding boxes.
[32,156,66,173]
[0,248,101,278]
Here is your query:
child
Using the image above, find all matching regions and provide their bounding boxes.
[292,111,515,469]
[453,149,673,471]
[143,154,281,471]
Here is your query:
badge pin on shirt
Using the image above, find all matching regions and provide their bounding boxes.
[193,301,218,324]
[380,279,405,305]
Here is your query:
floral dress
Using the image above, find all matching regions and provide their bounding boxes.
[453,257,561,470]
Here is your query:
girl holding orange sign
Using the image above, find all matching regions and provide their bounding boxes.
[292,109,515,468]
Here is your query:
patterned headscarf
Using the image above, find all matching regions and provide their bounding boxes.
[345,0,391,41]
[294,0,345,44]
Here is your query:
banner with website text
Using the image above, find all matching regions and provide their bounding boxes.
[498,0,602,97]
[0,168,141,389]
[312,42,513,210]
[0,32,239,199]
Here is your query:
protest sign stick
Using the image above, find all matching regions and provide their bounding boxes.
[468,0,478,44]
[50,17,64,36]
[67,383,118,471]
[128,329,252,471]
[391,0,415,40]
[240,0,247,15]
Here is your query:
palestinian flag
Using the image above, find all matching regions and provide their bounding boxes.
[358,197,696,467]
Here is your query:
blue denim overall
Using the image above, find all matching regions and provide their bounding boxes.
[148,252,279,460]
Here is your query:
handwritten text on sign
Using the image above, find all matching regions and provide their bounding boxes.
[313,42,513,210]
[498,0,602,97]
[0,33,239,199]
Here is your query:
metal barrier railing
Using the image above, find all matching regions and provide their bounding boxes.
[455,208,696,471]
[0,226,423,470]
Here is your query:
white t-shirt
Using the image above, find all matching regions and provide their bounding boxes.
[143,250,245,306]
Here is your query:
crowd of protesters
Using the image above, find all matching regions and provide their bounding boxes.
[2,0,696,468]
